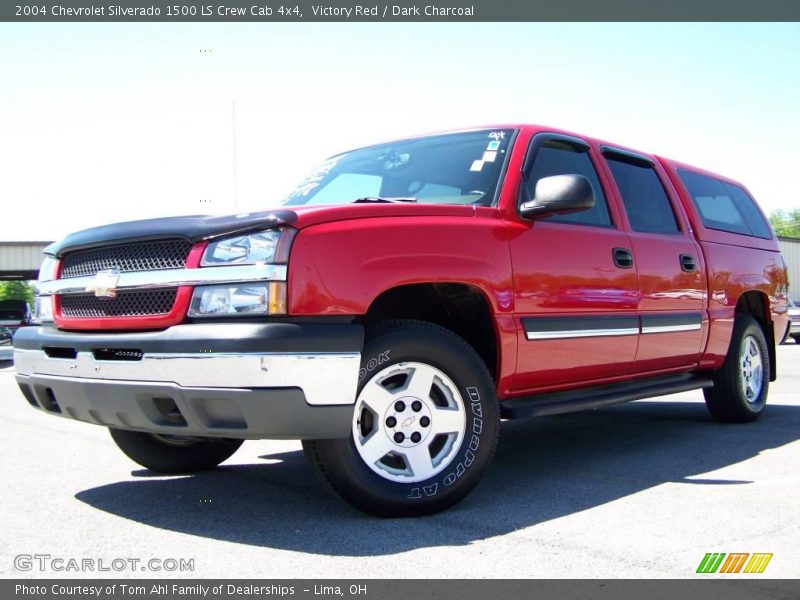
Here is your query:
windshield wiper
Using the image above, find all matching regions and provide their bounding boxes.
[352,196,418,204]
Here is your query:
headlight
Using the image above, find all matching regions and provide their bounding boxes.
[33,296,54,324]
[202,229,283,266]
[195,228,293,317]
[189,282,287,317]
[32,256,58,324]
[38,256,59,282]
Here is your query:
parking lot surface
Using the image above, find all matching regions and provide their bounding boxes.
[2,344,799,579]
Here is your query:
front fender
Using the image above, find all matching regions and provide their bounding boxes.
[287,211,514,317]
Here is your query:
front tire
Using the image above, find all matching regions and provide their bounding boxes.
[109,429,243,473]
[303,320,499,517]
[704,316,770,423]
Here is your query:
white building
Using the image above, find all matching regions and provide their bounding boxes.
[778,236,800,302]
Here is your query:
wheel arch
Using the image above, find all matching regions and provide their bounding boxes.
[358,282,501,382]
[735,290,776,382]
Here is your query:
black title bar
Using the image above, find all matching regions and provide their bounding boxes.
[5,579,800,600]
[3,0,800,22]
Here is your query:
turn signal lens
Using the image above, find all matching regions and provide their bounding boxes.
[268,282,287,315]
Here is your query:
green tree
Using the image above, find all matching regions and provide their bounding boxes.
[0,280,35,306]
[769,209,800,238]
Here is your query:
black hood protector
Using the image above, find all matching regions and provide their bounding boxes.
[45,209,297,257]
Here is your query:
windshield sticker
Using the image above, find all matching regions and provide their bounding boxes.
[470,159,484,172]
[486,140,500,151]
[488,131,506,141]
[482,151,497,163]
[287,155,345,198]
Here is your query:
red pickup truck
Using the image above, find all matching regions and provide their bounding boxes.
[14,125,789,517]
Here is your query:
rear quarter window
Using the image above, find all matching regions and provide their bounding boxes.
[677,169,772,239]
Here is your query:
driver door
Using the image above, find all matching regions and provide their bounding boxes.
[508,134,639,393]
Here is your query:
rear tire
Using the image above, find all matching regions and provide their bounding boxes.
[303,320,499,517]
[704,316,770,423]
[109,429,243,473]
[779,322,790,344]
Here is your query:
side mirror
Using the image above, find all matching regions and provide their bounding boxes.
[519,174,595,220]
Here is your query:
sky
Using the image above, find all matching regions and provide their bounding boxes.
[1,22,799,241]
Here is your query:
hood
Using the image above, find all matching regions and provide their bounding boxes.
[45,203,479,256]
[288,202,477,228]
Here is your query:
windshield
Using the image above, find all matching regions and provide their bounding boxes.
[283,129,515,207]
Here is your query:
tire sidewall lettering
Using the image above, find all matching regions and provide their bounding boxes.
[358,350,391,382]
[408,384,484,497]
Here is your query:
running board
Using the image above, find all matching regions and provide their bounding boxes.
[500,373,714,420]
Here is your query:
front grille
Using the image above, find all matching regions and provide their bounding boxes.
[60,289,177,318]
[60,239,192,279]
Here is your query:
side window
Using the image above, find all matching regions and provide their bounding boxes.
[526,142,612,227]
[678,169,772,239]
[722,183,772,239]
[605,155,680,234]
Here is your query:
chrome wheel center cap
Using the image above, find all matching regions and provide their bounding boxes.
[384,395,432,448]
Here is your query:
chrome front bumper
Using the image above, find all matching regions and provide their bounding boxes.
[13,349,360,406]
[12,322,363,439]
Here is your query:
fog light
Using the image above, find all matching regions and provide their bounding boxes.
[189,285,271,317]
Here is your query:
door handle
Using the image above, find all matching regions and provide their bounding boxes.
[680,254,697,272]
[612,247,634,269]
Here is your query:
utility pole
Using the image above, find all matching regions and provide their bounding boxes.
[232,101,238,211]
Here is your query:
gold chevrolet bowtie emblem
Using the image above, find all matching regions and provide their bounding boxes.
[85,269,121,298]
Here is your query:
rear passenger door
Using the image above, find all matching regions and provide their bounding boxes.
[600,148,706,371]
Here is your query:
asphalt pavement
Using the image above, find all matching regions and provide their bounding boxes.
[2,344,799,579]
